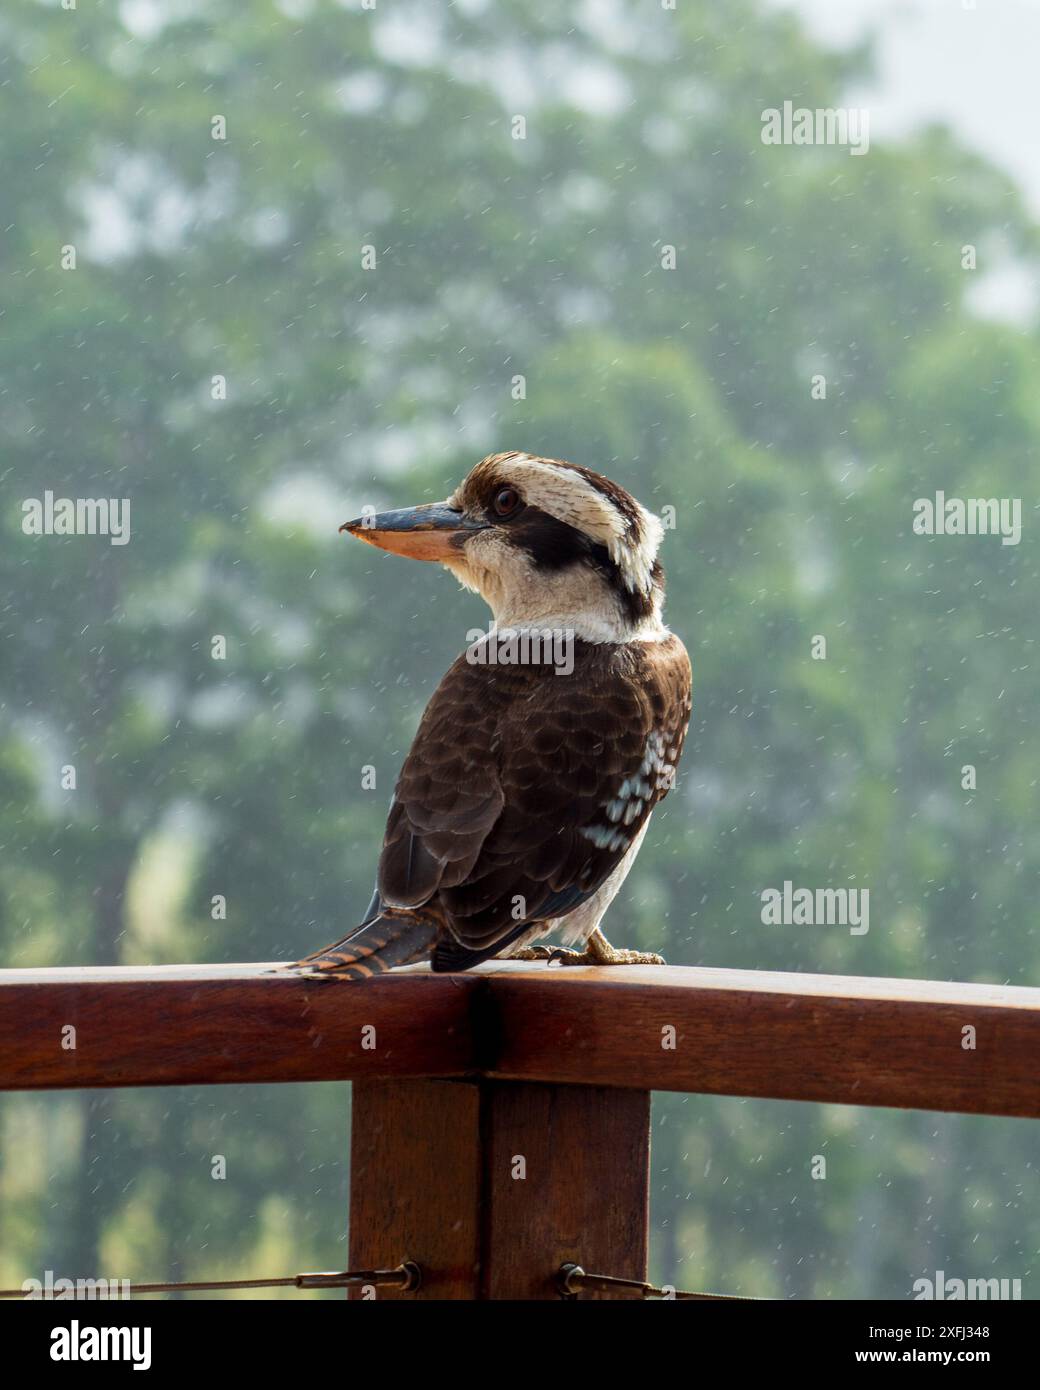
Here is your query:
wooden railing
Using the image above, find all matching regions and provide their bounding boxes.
[2,961,1039,1298]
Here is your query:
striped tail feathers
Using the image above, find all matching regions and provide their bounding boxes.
[290,909,439,979]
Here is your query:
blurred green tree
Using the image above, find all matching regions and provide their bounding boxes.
[0,0,1037,1296]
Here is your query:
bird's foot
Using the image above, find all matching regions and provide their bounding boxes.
[513,930,665,966]
[556,945,666,966]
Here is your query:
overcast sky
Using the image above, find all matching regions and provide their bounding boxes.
[770,0,1040,213]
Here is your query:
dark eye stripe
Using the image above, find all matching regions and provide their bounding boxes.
[508,508,661,623]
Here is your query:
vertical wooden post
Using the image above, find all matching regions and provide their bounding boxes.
[349,1078,650,1300]
[477,1081,650,1299]
[348,1079,483,1299]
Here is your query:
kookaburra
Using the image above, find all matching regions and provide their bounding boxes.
[293,452,691,977]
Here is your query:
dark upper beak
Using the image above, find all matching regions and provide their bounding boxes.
[339,501,487,561]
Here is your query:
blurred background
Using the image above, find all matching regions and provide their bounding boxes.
[1,0,1038,1298]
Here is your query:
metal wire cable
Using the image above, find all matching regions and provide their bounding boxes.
[556,1264,757,1300]
[3,1260,750,1301]
[0,1263,421,1299]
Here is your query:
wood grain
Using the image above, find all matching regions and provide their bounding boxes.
[349,1080,482,1299]
[479,1082,649,1299]
[0,964,473,1090]
[2,960,1039,1116]
[478,963,1040,1118]
[348,1078,649,1299]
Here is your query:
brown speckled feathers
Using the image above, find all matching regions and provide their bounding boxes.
[376,634,691,963]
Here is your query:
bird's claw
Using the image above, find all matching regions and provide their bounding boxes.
[511,945,577,963]
[512,939,666,966]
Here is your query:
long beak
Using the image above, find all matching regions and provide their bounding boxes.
[339,501,487,561]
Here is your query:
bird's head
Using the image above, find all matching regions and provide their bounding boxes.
[341,452,667,641]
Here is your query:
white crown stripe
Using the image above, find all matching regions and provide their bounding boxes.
[507,459,663,594]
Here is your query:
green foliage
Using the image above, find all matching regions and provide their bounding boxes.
[0,0,1037,1297]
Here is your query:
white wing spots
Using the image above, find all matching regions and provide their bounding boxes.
[640,729,676,791]
[618,774,653,801]
[581,730,677,850]
[581,823,631,852]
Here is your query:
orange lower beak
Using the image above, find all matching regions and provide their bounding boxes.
[340,502,486,561]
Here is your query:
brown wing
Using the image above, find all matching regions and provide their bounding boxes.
[378,634,691,955]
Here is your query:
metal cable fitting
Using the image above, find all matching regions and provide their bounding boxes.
[557,1263,749,1301]
[0,1261,422,1300]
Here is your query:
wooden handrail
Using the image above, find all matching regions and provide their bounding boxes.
[5,958,1038,1300]
[2,960,1038,1116]
[0,962,473,1090]
[483,963,1040,1117]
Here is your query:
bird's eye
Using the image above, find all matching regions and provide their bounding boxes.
[493,486,521,517]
